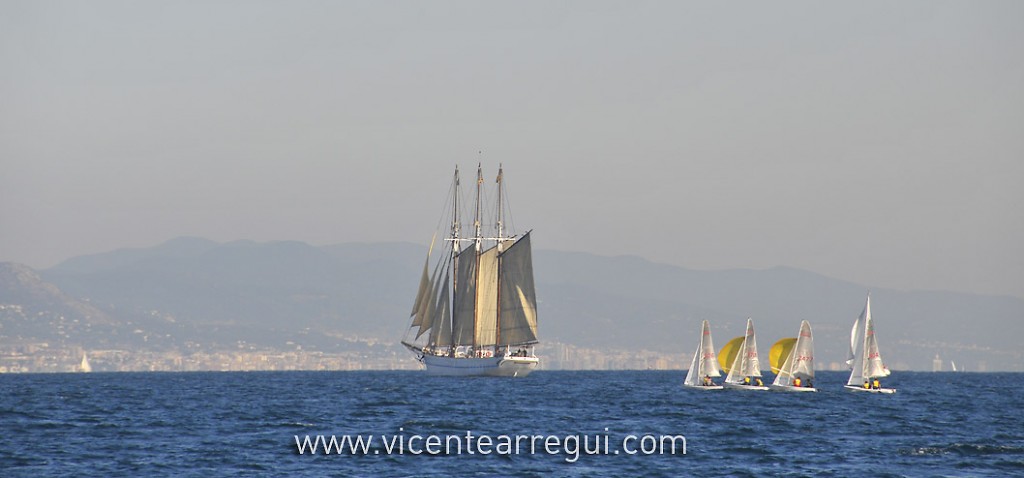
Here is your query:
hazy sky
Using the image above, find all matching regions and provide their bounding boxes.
[2,1,1022,298]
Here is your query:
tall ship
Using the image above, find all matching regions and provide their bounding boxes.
[401,165,539,377]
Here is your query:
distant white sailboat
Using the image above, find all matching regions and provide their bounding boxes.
[845,294,896,394]
[80,353,92,373]
[683,320,723,390]
[769,320,817,392]
[719,318,768,390]
[951,361,959,372]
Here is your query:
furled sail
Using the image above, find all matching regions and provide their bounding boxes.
[498,233,539,346]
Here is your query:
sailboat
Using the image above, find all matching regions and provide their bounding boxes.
[769,320,817,392]
[401,165,540,377]
[718,318,768,390]
[845,294,896,394]
[683,320,723,389]
[80,353,92,373]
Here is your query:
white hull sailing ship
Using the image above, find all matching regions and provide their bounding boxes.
[845,294,896,394]
[719,318,769,390]
[770,320,817,392]
[401,165,539,377]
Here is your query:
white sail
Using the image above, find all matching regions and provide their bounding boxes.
[700,321,721,378]
[474,246,500,346]
[80,353,92,373]
[684,348,703,386]
[863,310,887,378]
[846,315,862,369]
[847,297,867,385]
[772,321,814,387]
[791,321,815,379]
[725,318,762,384]
[498,233,539,346]
[685,320,721,386]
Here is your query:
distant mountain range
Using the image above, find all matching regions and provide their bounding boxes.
[2,237,1021,370]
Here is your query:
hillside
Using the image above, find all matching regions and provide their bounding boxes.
[0,238,1017,370]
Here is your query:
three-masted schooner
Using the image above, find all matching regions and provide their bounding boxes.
[401,165,539,377]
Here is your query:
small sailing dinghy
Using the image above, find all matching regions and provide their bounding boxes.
[769,320,817,392]
[845,294,896,394]
[683,320,723,390]
[718,318,769,391]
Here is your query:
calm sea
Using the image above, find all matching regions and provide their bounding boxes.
[1,370,1021,477]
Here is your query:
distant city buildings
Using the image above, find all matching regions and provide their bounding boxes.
[0,340,693,373]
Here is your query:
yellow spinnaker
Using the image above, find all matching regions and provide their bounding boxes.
[717,336,744,373]
[769,337,797,374]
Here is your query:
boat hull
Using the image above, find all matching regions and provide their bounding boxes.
[844,385,896,394]
[684,384,724,390]
[724,382,769,391]
[770,384,818,392]
[422,354,539,377]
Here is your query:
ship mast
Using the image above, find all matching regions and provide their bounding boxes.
[448,166,460,354]
[496,164,504,252]
[471,164,484,350]
[452,166,461,254]
[494,164,504,347]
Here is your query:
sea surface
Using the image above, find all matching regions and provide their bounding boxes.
[1,370,1021,477]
